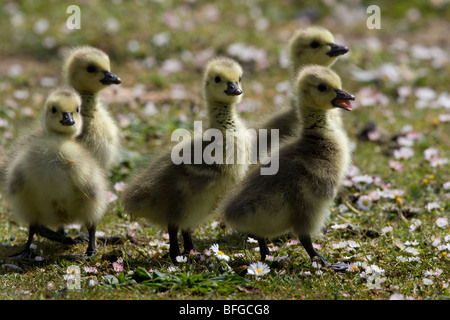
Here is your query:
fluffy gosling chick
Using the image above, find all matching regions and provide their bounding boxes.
[221,65,354,271]
[6,87,109,258]
[259,26,349,141]
[63,46,122,171]
[288,26,348,75]
[123,57,248,263]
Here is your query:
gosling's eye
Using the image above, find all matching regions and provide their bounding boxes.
[239,75,242,82]
[76,107,80,113]
[214,76,221,83]
[51,106,57,113]
[310,41,320,49]
[317,84,327,92]
[86,64,97,73]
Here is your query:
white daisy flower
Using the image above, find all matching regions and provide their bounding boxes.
[247,262,270,279]
[393,147,414,160]
[209,244,230,262]
[209,244,220,253]
[426,202,441,212]
[247,237,258,243]
[436,217,448,228]
[381,226,393,234]
[357,195,372,211]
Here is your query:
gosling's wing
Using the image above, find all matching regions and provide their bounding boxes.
[0,124,42,193]
[7,162,26,196]
[59,145,106,203]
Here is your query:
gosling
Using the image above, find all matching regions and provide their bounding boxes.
[123,57,249,263]
[6,87,109,258]
[258,26,349,142]
[221,65,354,271]
[63,45,122,171]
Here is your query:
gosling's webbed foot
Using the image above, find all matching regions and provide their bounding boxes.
[330,262,349,272]
[300,235,348,272]
[309,252,349,272]
[9,249,35,260]
[85,249,96,258]
[310,254,329,267]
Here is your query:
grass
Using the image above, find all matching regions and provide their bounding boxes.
[0,0,449,301]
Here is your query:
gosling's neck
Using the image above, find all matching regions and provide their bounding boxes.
[299,106,350,178]
[207,101,241,132]
[301,107,334,133]
[78,91,100,118]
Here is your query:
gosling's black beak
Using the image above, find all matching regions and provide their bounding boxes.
[327,43,349,57]
[100,71,122,85]
[332,89,355,111]
[224,81,243,96]
[60,112,75,126]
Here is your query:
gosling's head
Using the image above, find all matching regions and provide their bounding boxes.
[288,26,349,73]
[42,87,83,137]
[295,65,354,112]
[203,57,243,106]
[63,46,121,94]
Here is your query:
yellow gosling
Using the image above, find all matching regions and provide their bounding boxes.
[63,46,122,171]
[221,65,354,271]
[6,87,109,258]
[123,57,249,263]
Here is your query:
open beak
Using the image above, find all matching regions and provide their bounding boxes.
[327,43,349,57]
[224,81,243,96]
[60,112,75,126]
[332,89,355,111]
[100,71,122,85]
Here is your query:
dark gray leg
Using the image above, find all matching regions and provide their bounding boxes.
[168,224,181,263]
[299,235,327,264]
[181,229,195,254]
[38,225,78,244]
[10,224,39,259]
[85,224,97,257]
[257,237,272,261]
